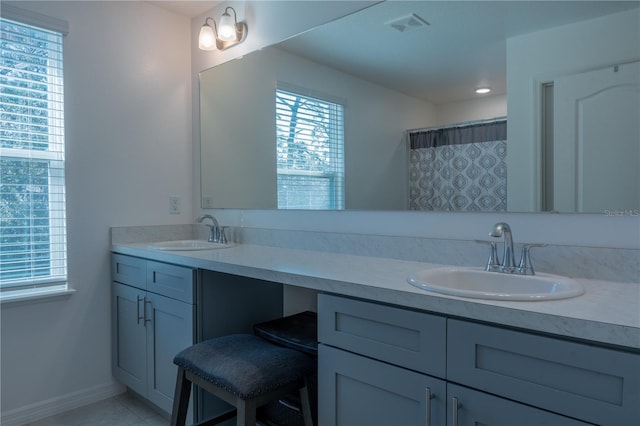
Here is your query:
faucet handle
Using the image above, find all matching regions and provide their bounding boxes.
[208,226,217,243]
[219,226,228,244]
[476,240,501,272]
[517,243,547,275]
[486,242,501,272]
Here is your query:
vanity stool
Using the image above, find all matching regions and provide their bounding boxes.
[171,312,317,426]
[254,311,318,426]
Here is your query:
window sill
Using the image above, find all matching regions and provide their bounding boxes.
[0,286,76,306]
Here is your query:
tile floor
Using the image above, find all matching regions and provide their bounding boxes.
[26,392,169,426]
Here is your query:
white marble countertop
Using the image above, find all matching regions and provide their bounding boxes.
[112,242,640,350]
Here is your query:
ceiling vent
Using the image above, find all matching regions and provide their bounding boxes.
[385,13,430,33]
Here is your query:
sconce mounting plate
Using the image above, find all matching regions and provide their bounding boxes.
[216,22,248,51]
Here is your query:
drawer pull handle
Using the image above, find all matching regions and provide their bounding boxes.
[136,295,143,324]
[144,298,152,326]
[425,387,434,426]
[452,397,461,426]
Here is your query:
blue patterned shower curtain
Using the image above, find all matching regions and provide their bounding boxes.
[408,119,507,212]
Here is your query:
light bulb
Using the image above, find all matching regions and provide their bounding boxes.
[218,11,236,42]
[199,24,216,50]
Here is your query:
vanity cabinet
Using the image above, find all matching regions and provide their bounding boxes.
[318,294,639,426]
[111,254,195,414]
[318,294,447,426]
[111,252,285,423]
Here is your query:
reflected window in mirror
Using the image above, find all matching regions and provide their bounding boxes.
[275,88,345,210]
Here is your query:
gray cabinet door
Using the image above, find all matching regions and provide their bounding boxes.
[447,384,592,426]
[112,280,194,414]
[112,283,147,396]
[319,344,446,426]
[145,292,194,413]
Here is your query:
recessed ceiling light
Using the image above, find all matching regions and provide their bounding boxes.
[475,87,492,94]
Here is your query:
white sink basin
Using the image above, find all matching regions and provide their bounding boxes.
[147,240,234,251]
[407,267,584,301]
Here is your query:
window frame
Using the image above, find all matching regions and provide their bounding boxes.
[1,7,70,299]
[275,86,345,210]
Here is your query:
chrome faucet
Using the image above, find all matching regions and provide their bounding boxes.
[196,214,221,243]
[489,222,516,273]
[486,222,546,275]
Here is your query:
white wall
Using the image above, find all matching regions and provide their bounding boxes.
[435,94,507,126]
[1,1,192,422]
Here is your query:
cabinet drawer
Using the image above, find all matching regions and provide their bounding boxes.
[318,294,446,378]
[447,319,640,426]
[147,260,194,303]
[112,254,146,289]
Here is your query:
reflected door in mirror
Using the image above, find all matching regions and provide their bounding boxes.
[551,61,640,213]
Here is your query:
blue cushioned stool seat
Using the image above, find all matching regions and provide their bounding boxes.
[174,334,315,399]
[170,333,316,426]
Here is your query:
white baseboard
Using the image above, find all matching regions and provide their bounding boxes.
[1,381,125,426]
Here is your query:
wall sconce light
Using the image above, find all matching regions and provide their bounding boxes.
[199,7,247,51]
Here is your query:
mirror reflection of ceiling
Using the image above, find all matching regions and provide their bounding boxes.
[277,1,638,104]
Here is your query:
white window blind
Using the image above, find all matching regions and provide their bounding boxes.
[276,88,345,210]
[0,16,67,291]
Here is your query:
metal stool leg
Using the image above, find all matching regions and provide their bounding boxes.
[171,367,192,426]
[300,383,314,426]
[236,398,257,426]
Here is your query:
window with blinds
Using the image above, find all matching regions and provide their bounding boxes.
[0,16,67,292]
[275,88,345,210]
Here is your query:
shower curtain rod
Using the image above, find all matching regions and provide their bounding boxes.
[406,116,507,134]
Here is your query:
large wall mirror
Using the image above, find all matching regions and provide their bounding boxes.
[200,1,639,213]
